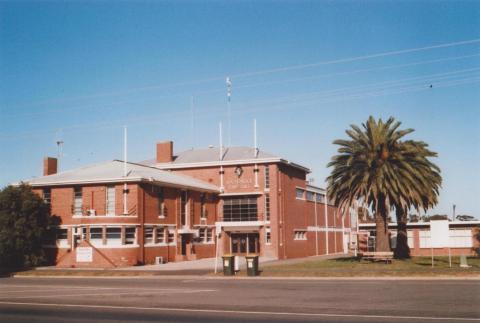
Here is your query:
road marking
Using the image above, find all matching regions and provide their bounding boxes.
[0,301,477,321]
[0,289,216,299]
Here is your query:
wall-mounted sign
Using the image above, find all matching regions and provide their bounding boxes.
[430,220,450,248]
[76,247,93,262]
[225,178,253,190]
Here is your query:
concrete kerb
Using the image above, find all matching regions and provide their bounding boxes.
[12,274,480,280]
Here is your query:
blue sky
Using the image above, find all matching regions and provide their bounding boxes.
[1,1,479,217]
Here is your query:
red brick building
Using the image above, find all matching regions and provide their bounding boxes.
[22,141,351,268]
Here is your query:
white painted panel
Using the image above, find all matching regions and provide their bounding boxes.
[76,247,93,262]
[430,220,449,248]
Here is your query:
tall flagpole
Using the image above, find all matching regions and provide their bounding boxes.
[226,77,232,147]
[190,95,195,149]
[123,126,128,215]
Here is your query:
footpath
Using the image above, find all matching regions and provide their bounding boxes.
[9,253,480,280]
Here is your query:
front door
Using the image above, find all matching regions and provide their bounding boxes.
[231,233,259,255]
[181,236,187,256]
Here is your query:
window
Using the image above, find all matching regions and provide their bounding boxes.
[156,227,166,244]
[167,227,175,244]
[265,194,270,221]
[158,188,165,217]
[223,196,258,221]
[196,228,214,243]
[390,231,397,249]
[43,188,51,204]
[294,230,307,240]
[306,191,315,201]
[264,166,270,189]
[450,229,472,248]
[73,187,83,216]
[316,193,326,203]
[125,227,136,245]
[89,227,103,246]
[407,230,414,248]
[200,194,207,219]
[419,230,430,248]
[56,228,68,248]
[144,226,154,244]
[206,228,213,243]
[89,227,103,240]
[106,186,115,215]
[265,227,271,245]
[181,191,188,226]
[296,188,305,200]
[199,228,206,241]
[106,227,122,246]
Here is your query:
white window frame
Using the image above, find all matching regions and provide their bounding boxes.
[105,227,122,247]
[449,229,472,248]
[265,227,272,245]
[265,194,270,222]
[73,187,83,216]
[264,166,270,190]
[43,188,51,205]
[56,228,69,248]
[124,226,137,245]
[419,230,431,248]
[295,188,305,200]
[294,230,307,240]
[158,188,165,218]
[167,227,176,245]
[144,226,154,245]
[106,186,116,216]
[89,226,104,247]
[407,230,415,248]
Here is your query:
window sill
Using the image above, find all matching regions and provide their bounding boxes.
[193,242,215,245]
[145,243,175,247]
[72,214,138,218]
[93,244,140,249]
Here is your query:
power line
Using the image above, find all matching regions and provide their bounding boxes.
[230,38,480,78]
[7,38,480,110]
[4,52,479,120]
[232,53,480,91]
[2,72,478,141]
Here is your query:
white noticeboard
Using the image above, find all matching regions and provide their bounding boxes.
[430,220,450,248]
[76,247,93,262]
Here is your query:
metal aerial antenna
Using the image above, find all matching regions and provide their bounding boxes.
[55,129,64,171]
[190,95,195,149]
[226,76,232,147]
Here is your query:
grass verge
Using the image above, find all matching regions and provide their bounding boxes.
[256,256,480,277]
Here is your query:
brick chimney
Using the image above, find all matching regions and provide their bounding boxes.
[43,157,58,176]
[156,141,173,163]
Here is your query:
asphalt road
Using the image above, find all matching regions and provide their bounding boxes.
[0,277,478,322]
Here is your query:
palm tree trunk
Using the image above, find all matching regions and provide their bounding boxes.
[375,197,390,252]
[394,207,411,259]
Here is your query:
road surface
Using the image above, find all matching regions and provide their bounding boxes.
[0,277,478,322]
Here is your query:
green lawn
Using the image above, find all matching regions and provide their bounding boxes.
[258,256,480,277]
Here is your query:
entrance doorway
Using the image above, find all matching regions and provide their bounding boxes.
[231,233,260,254]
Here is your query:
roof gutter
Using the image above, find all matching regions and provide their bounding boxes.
[20,177,220,193]
[155,157,311,173]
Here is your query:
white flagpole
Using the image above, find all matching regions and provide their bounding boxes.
[123,126,128,215]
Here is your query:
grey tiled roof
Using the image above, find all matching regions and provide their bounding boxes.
[141,146,278,166]
[21,160,219,192]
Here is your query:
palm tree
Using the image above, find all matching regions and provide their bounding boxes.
[327,116,441,253]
